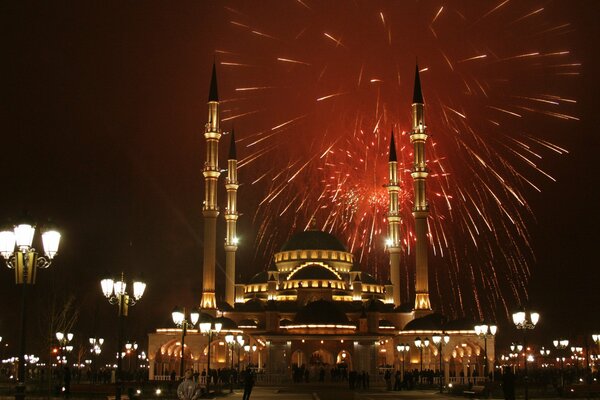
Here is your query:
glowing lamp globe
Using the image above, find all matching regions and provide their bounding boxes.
[172,307,184,326]
[113,280,126,296]
[14,223,35,250]
[41,229,61,259]
[133,281,146,300]
[190,311,200,326]
[101,278,114,298]
[0,230,16,259]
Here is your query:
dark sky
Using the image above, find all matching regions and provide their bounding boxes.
[0,1,598,359]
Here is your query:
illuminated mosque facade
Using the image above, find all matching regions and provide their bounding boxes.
[147,63,495,383]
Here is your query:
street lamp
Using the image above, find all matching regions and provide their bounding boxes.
[225,335,236,393]
[513,308,539,400]
[396,343,410,383]
[89,338,104,383]
[474,323,497,380]
[432,333,450,392]
[414,337,429,384]
[199,316,222,396]
[56,332,74,366]
[171,306,200,379]
[1,220,61,400]
[100,273,146,400]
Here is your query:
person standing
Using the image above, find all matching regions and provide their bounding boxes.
[242,368,255,400]
[177,370,200,400]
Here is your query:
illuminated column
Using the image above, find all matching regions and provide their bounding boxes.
[387,131,402,307]
[201,62,221,310]
[225,129,239,307]
[410,65,432,312]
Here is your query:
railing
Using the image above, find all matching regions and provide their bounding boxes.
[152,375,208,386]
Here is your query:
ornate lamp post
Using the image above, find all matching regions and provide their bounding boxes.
[89,338,103,383]
[56,332,74,367]
[125,342,138,373]
[1,220,61,400]
[225,335,236,393]
[475,323,497,380]
[171,307,200,379]
[100,273,146,400]
[432,333,450,392]
[199,317,222,396]
[396,343,410,383]
[513,308,539,400]
[414,337,429,384]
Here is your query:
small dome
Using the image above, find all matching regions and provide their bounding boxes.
[280,230,347,252]
[238,319,258,329]
[402,313,445,331]
[361,272,379,284]
[288,264,341,281]
[214,316,238,331]
[248,271,268,284]
[279,319,292,327]
[293,300,352,326]
[379,319,396,330]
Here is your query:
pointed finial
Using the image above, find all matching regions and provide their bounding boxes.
[412,63,423,104]
[228,127,237,160]
[389,130,397,162]
[208,61,219,102]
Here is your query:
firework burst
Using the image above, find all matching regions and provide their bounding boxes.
[213,0,579,320]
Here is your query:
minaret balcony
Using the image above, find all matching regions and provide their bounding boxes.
[409,132,428,142]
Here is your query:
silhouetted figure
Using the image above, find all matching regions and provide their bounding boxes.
[242,368,255,400]
[502,368,516,400]
[63,366,71,398]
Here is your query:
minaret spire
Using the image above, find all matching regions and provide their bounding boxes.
[412,64,423,104]
[410,63,432,314]
[209,61,219,102]
[201,63,221,310]
[386,129,401,307]
[224,128,239,307]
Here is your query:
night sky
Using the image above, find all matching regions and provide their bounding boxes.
[1,1,598,359]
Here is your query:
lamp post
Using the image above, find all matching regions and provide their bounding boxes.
[236,335,244,376]
[56,332,74,367]
[414,337,429,384]
[512,308,539,400]
[199,316,222,396]
[89,337,104,383]
[0,220,61,400]
[474,323,497,380]
[100,273,146,400]
[171,307,200,379]
[125,342,138,373]
[432,333,450,392]
[396,343,410,383]
[225,335,235,393]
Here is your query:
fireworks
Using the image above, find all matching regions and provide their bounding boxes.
[213,1,579,320]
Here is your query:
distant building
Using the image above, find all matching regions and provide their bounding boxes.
[148,63,495,384]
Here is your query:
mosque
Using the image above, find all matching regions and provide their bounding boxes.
[147,63,495,385]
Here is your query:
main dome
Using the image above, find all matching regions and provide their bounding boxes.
[280,230,347,252]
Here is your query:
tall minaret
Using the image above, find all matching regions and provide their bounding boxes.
[224,128,239,307]
[410,64,432,312]
[386,131,401,307]
[201,62,220,310]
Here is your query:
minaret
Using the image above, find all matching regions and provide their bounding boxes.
[201,62,221,310]
[386,131,401,307]
[224,128,239,307]
[410,64,432,312]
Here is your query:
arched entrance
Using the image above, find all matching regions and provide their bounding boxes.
[291,350,307,367]
[336,349,352,370]
[310,349,334,366]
